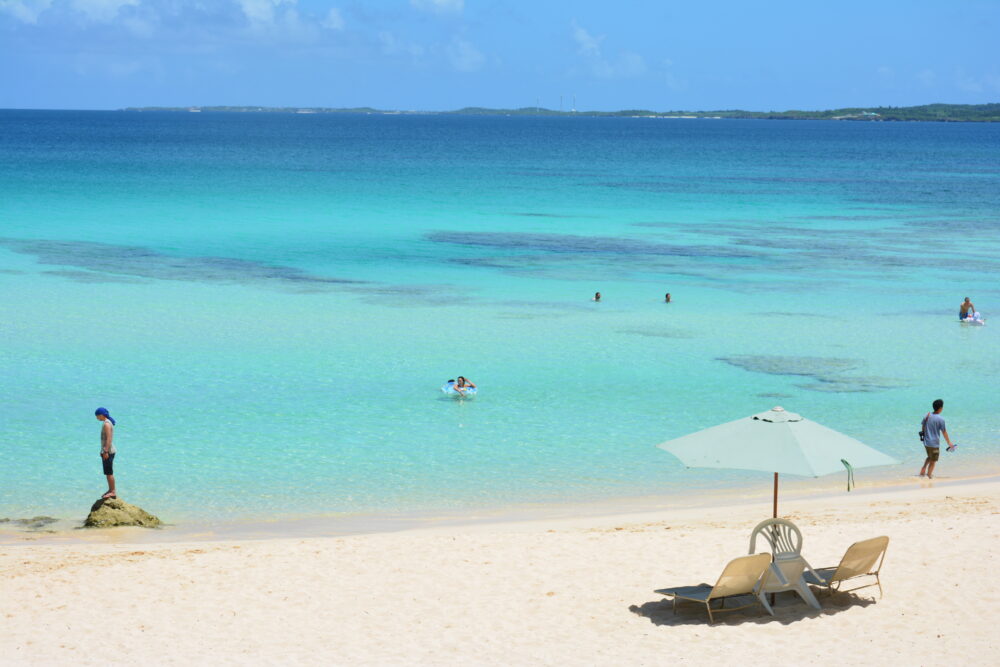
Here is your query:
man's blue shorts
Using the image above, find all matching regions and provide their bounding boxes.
[102,453,115,475]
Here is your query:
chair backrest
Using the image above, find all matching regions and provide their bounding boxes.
[709,553,772,600]
[749,518,803,558]
[830,536,889,582]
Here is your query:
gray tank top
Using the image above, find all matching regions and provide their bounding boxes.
[101,421,117,455]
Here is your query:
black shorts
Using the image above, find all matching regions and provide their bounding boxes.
[102,453,115,475]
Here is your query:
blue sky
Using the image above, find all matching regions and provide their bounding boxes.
[1,0,997,111]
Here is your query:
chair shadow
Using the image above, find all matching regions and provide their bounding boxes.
[629,588,878,627]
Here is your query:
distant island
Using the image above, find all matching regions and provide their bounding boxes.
[123,103,1000,122]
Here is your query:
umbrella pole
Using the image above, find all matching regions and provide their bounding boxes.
[769,472,779,606]
[773,472,778,518]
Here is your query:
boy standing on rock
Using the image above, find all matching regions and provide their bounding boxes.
[95,407,117,499]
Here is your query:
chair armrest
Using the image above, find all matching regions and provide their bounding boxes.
[795,555,822,584]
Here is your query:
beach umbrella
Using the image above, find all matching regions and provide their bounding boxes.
[656,406,898,517]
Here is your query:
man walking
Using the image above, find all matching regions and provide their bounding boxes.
[919,399,954,479]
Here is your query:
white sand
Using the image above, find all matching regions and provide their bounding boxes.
[2,479,998,665]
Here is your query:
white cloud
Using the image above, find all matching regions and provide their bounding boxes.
[321,7,343,30]
[234,0,322,44]
[957,78,983,93]
[410,0,463,13]
[586,52,648,79]
[955,68,981,93]
[69,0,136,22]
[611,51,646,77]
[916,69,935,86]
[570,20,646,79]
[955,70,1000,95]
[0,0,151,26]
[876,65,893,78]
[378,30,396,52]
[0,0,53,23]
[107,59,142,76]
[238,0,293,25]
[378,30,425,58]
[447,37,483,72]
[660,59,684,91]
[0,0,140,25]
[71,51,156,78]
[571,20,602,57]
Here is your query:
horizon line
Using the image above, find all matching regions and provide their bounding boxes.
[1,100,998,114]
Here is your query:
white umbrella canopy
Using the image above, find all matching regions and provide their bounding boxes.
[657,406,899,516]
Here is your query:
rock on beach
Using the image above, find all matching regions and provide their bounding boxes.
[0,516,58,530]
[84,498,162,528]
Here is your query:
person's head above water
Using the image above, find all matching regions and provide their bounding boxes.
[95,407,116,426]
[594,292,601,300]
[964,297,971,303]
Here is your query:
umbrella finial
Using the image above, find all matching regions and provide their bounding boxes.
[753,406,802,423]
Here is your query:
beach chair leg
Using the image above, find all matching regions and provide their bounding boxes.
[705,602,714,624]
[876,575,883,599]
[757,591,775,617]
[795,580,822,610]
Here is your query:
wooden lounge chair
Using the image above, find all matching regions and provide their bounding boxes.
[803,536,889,598]
[654,553,775,624]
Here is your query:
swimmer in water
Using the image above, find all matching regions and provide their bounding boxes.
[665,292,671,303]
[593,292,601,302]
[455,376,476,396]
[959,297,976,320]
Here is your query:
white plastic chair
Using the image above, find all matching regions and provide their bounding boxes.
[748,518,822,610]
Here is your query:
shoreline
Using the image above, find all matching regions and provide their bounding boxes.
[6,468,999,546]
[3,476,998,665]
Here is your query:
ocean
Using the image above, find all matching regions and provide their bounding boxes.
[1,110,998,527]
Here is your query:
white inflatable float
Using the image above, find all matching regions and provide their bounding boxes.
[441,382,478,398]
[961,312,986,326]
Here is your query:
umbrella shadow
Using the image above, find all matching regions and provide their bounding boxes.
[629,588,878,627]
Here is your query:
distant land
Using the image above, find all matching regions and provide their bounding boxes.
[122,103,1000,122]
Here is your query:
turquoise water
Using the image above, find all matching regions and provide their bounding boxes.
[1,111,999,523]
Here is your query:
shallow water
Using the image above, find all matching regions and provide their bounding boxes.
[1,111,999,523]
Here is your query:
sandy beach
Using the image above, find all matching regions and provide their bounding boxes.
[2,478,998,665]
